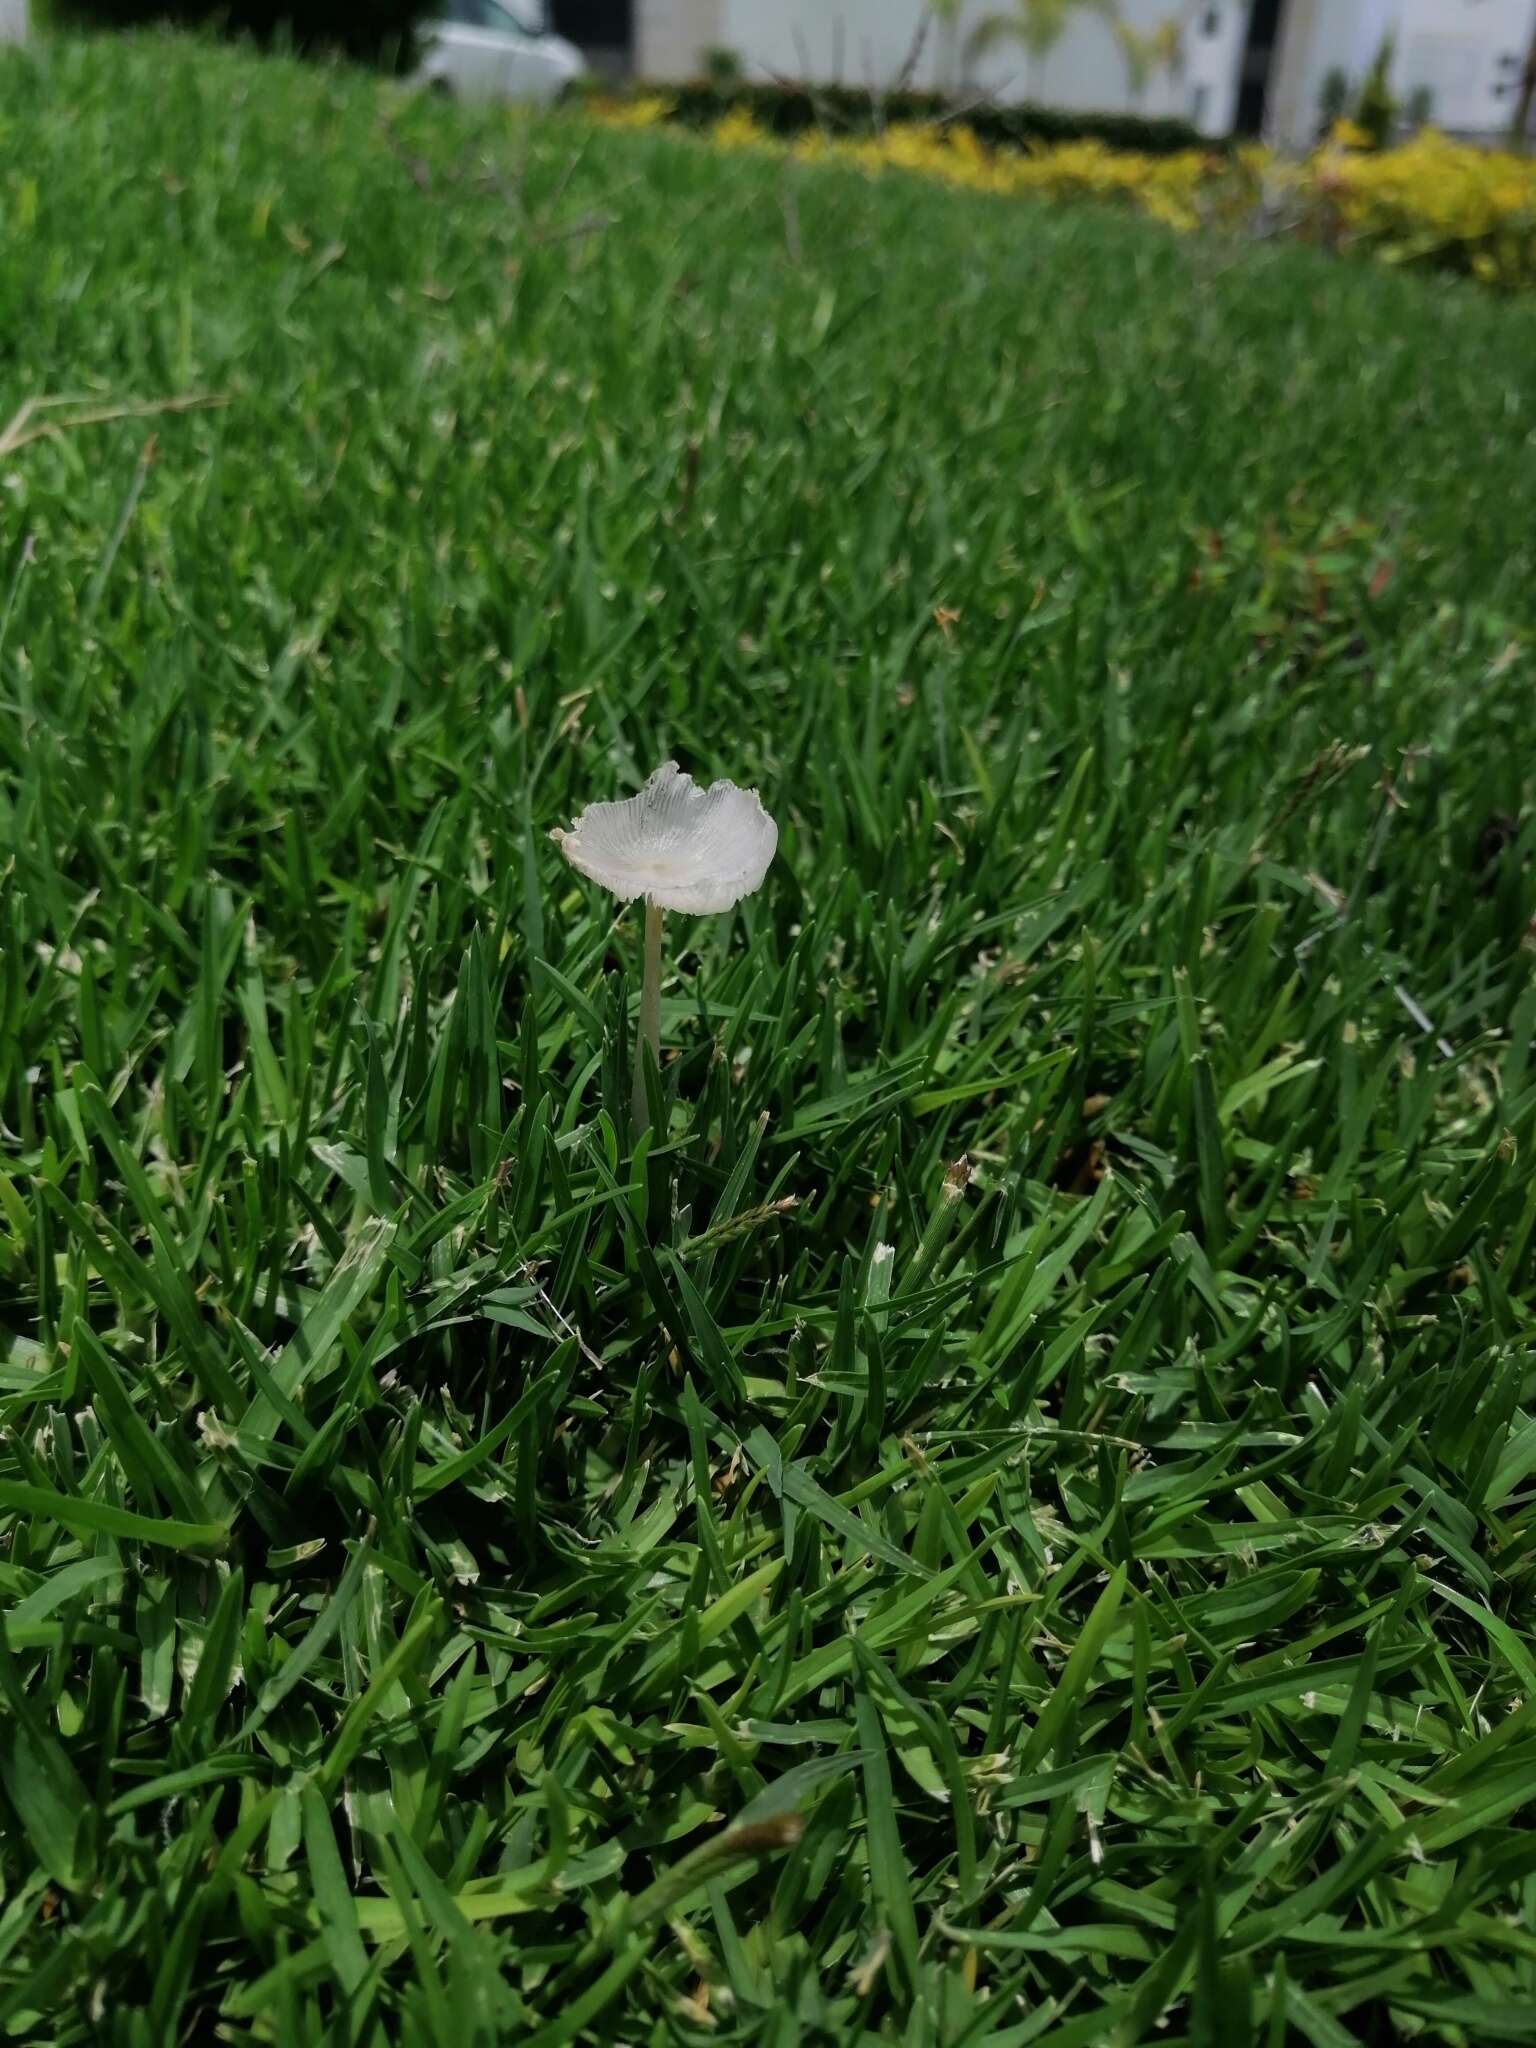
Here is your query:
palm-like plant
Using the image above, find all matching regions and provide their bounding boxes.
[927,0,967,92]
[1113,16,1184,102]
[963,0,1118,100]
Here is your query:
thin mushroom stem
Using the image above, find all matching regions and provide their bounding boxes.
[633,897,664,1136]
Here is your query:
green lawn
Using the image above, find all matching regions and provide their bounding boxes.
[3,30,1536,2047]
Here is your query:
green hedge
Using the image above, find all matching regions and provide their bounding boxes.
[592,77,1216,158]
[51,0,426,67]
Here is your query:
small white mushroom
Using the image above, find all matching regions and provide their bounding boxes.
[552,761,777,1133]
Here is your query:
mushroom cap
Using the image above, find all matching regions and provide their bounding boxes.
[551,760,778,915]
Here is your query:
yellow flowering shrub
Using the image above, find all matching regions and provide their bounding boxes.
[587,98,1536,291]
[710,106,774,152]
[787,123,1259,232]
[1326,118,1375,152]
[585,92,674,129]
[1301,129,1536,290]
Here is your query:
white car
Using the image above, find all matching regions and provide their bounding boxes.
[417,0,586,104]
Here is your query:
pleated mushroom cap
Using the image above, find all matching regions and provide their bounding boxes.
[551,761,778,915]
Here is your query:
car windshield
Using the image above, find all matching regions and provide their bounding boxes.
[437,0,547,33]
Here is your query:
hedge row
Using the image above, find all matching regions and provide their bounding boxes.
[52,0,426,66]
[581,77,1215,159]
[606,97,1536,294]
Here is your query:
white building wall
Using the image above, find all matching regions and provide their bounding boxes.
[636,0,723,80]
[1396,0,1533,137]
[1264,0,1359,148]
[716,0,947,92]
[1266,0,1536,149]
[707,0,1249,132]
[634,1,1536,147]
[1183,4,1248,139]
[969,0,1185,118]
